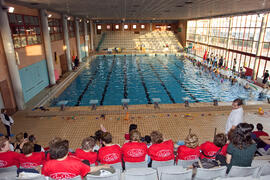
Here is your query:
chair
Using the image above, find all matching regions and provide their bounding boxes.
[16,173,46,180]
[257,162,270,177]
[177,159,198,168]
[193,166,227,180]
[0,166,18,180]
[260,175,270,180]
[86,169,120,180]
[124,168,157,180]
[125,161,148,170]
[151,160,174,169]
[227,166,260,178]
[49,175,81,180]
[110,162,123,170]
[157,166,192,180]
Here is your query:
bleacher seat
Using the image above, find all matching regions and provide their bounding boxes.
[0,166,18,180]
[260,175,270,180]
[227,166,260,178]
[157,166,192,180]
[86,169,120,180]
[125,161,148,170]
[16,174,46,180]
[123,168,157,180]
[151,160,174,169]
[177,159,198,168]
[193,166,227,180]
[257,162,270,177]
[110,162,123,170]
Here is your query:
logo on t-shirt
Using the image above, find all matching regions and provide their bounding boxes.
[50,172,76,180]
[21,162,38,168]
[127,149,145,157]
[103,153,120,162]
[184,155,199,160]
[207,151,217,157]
[156,149,172,158]
[0,160,7,167]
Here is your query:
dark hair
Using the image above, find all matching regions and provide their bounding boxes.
[101,132,112,144]
[249,124,254,131]
[81,137,96,150]
[150,131,163,144]
[22,142,34,155]
[257,123,263,131]
[213,133,227,147]
[95,130,104,141]
[144,135,151,144]
[24,132,28,139]
[129,124,137,133]
[233,98,243,106]
[231,123,253,149]
[48,137,62,148]
[1,109,6,114]
[49,140,69,159]
[28,135,36,143]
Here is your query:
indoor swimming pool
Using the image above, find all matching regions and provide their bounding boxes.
[51,54,261,106]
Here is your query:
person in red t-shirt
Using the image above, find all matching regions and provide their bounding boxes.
[98,132,122,165]
[253,123,269,138]
[42,140,109,179]
[122,130,147,163]
[148,131,174,161]
[0,136,20,168]
[75,137,98,166]
[19,142,45,168]
[124,124,138,142]
[177,134,200,161]
[200,133,228,159]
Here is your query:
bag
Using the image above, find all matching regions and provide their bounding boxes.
[200,158,219,169]
[201,147,226,166]
[89,167,116,176]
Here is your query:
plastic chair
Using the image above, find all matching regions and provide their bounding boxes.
[16,174,47,180]
[193,166,227,180]
[151,160,174,169]
[260,175,270,180]
[177,159,198,168]
[257,162,270,177]
[0,166,18,180]
[227,166,260,178]
[125,161,148,170]
[157,166,191,180]
[124,168,157,180]
[86,169,120,180]
[110,162,123,170]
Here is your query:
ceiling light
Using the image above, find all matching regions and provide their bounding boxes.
[67,16,71,20]
[79,19,82,22]
[8,7,14,13]
[48,14,52,18]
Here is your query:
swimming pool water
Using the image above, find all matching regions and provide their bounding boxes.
[51,55,261,106]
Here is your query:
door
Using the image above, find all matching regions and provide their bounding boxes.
[0,91,4,109]
[60,54,68,74]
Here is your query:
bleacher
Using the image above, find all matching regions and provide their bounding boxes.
[94,31,183,53]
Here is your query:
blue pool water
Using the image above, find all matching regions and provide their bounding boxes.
[51,55,261,106]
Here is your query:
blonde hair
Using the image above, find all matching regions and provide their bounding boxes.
[15,132,24,143]
[150,131,163,144]
[130,130,141,142]
[185,134,199,149]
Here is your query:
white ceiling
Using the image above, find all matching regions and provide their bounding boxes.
[5,0,270,20]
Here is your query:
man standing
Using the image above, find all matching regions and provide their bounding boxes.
[0,109,14,137]
[262,70,269,88]
[225,98,244,134]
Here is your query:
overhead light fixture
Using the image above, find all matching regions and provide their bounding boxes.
[48,14,52,18]
[79,19,82,22]
[8,7,14,13]
[67,16,71,20]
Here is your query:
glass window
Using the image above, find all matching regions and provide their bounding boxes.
[106,25,111,30]
[115,24,119,29]
[97,25,102,30]
[48,18,63,41]
[133,25,137,29]
[124,24,128,29]
[141,24,145,29]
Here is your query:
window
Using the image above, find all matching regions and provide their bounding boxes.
[8,13,41,48]
[141,24,145,29]
[48,18,63,41]
[79,22,84,35]
[106,25,111,30]
[97,25,102,30]
[68,20,75,37]
[115,25,119,29]
[124,24,128,29]
[132,25,137,29]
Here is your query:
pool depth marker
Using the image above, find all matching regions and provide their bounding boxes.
[100,56,116,105]
[123,56,128,99]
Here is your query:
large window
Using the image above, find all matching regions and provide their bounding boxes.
[48,18,63,41]
[8,13,41,48]
[68,20,75,37]
[79,21,84,35]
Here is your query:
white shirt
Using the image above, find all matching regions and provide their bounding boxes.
[0,113,14,126]
[225,107,244,134]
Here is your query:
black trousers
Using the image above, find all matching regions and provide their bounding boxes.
[4,125,11,137]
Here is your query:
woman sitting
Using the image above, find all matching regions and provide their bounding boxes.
[75,137,98,166]
[177,134,200,161]
[226,123,257,173]
[121,130,147,167]
[14,132,27,153]
[0,136,20,168]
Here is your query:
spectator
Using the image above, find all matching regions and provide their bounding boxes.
[29,134,44,152]
[253,123,269,138]
[177,134,200,161]
[0,136,20,168]
[74,56,79,69]
[98,132,121,165]
[14,132,28,153]
[122,130,147,163]
[148,131,174,162]
[0,109,14,137]
[226,123,257,173]
[42,140,108,179]
[93,130,104,151]
[144,135,152,166]
[75,137,98,166]
[124,124,138,141]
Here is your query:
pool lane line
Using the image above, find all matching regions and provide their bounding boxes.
[75,68,99,106]
[123,56,128,99]
[100,56,116,106]
[156,58,199,103]
[136,58,152,104]
[147,61,176,104]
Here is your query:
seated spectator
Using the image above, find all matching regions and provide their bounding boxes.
[226,123,257,173]
[42,140,108,179]
[253,123,269,138]
[14,132,27,153]
[19,142,45,169]
[98,132,121,165]
[29,134,44,152]
[75,137,98,166]
[148,131,174,162]
[44,137,62,160]
[124,124,138,141]
[0,136,20,168]
[144,135,152,166]
[122,130,147,163]
[93,130,104,151]
[200,133,228,159]
[177,134,200,161]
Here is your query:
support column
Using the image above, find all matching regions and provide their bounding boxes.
[150,23,152,31]
[253,15,267,79]
[40,9,55,85]
[225,17,233,68]
[94,23,97,35]
[84,19,89,57]
[90,20,94,51]
[75,19,81,62]
[62,15,72,71]
[0,0,25,110]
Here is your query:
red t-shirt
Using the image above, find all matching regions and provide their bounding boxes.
[98,144,121,164]
[200,142,228,159]
[75,149,98,165]
[0,151,20,168]
[253,131,269,138]
[148,140,174,161]
[121,142,147,162]
[42,156,90,179]
[177,145,200,160]
[19,152,45,168]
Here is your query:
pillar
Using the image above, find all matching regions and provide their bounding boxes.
[90,20,94,51]
[75,19,81,62]
[0,0,25,110]
[225,17,233,68]
[40,9,55,85]
[150,23,152,31]
[84,19,89,57]
[62,15,72,71]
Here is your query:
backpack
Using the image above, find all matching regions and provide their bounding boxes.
[201,147,227,166]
